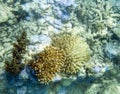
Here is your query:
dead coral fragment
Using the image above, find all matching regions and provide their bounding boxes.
[29,46,65,84]
[5,31,27,75]
[51,33,90,74]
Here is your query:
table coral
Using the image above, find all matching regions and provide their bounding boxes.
[28,46,65,84]
[51,33,90,74]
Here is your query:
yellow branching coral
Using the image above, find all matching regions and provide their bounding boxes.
[51,33,90,74]
[29,46,65,84]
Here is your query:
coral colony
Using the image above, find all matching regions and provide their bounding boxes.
[51,33,90,74]
[29,32,90,84]
[5,31,27,75]
[29,46,65,83]
[5,31,90,84]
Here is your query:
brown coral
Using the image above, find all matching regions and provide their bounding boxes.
[29,46,65,84]
[51,32,90,74]
[5,31,27,75]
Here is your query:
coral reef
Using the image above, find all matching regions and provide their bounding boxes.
[0,0,119,93]
[51,32,90,74]
[28,46,65,84]
[5,31,27,75]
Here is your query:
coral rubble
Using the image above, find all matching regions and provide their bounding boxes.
[5,31,27,75]
[28,46,65,84]
[51,32,90,74]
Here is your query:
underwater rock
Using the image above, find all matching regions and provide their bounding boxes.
[19,68,29,79]
[61,78,76,86]
[66,83,84,94]
[84,83,101,94]
[53,6,70,22]
[100,83,120,94]
[55,0,75,7]
[0,74,8,94]
[57,87,67,94]
[53,19,63,29]
[0,4,13,23]
[17,86,27,94]
[27,34,52,54]
[112,25,120,38]
[29,34,52,44]
[0,10,8,23]
[105,42,120,60]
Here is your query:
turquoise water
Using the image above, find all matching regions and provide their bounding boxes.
[0,0,120,94]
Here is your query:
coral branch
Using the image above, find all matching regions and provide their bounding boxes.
[5,31,27,75]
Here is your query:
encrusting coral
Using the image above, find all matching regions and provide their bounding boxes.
[28,46,65,84]
[51,32,90,74]
[5,31,27,75]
